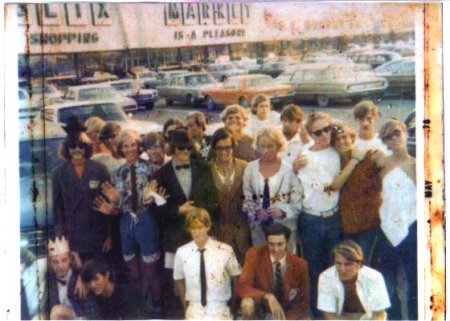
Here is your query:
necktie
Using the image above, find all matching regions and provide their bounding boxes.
[130,164,138,213]
[274,261,283,302]
[261,178,273,230]
[175,164,190,170]
[262,178,270,209]
[199,248,207,306]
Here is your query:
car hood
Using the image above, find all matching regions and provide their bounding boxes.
[121,119,162,133]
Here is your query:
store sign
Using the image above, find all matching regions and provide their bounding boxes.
[17,3,112,26]
[164,3,250,26]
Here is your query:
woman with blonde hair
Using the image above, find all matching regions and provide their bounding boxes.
[243,127,302,251]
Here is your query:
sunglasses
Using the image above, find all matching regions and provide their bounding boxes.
[215,145,233,152]
[312,125,332,137]
[176,146,193,151]
[382,129,402,141]
[68,141,87,149]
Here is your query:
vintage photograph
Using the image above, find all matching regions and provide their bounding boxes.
[3,2,444,320]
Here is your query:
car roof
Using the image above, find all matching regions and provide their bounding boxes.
[44,100,119,111]
[67,83,112,90]
[226,74,272,81]
[109,79,134,85]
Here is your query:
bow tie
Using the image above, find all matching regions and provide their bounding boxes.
[175,164,190,170]
[56,278,67,286]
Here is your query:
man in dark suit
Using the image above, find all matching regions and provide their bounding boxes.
[52,116,111,263]
[153,128,218,318]
[236,223,310,320]
[47,236,100,320]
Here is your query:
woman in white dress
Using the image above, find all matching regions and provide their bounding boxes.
[242,127,302,252]
[245,94,281,140]
[374,119,417,321]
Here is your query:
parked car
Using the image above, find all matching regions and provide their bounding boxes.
[80,71,118,84]
[375,57,415,97]
[19,118,64,252]
[201,74,295,110]
[63,84,138,113]
[287,63,388,107]
[18,88,41,119]
[348,50,402,69]
[404,111,415,157]
[206,63,247,82]
[129,67,159,86]
[43,100,162,134]
[110,79,159,110]
[232,58,261,74]
[157,72,218,107]
[258,57,297,78]
[141,70,189,89]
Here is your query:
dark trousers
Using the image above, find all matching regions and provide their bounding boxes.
[297,212,341,317]
[373,223,417,320]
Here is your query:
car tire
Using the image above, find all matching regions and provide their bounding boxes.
[146,102,154,110]
[221,75,228,82]
[166,98,173,106]
[316,95,329,107]
[206,96,216,111]
[186,94,196,108]
[239,96,249,108]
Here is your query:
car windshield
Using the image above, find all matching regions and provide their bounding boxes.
[31,86,57,95]
[248,77,274,87]
[139,72,156,78]
[111,82,132,91]
[375,61,401,73]
[19,137,64,177]
[185,74,215,85]
[78,87,117,101]
[58,103,127,123]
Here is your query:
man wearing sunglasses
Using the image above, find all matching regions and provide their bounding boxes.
[296,111,341,318]
[153,128,218,318]
[52,116,112,265]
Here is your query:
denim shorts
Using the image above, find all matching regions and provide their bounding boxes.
[120,211,160,257]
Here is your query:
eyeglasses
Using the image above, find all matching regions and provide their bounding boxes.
[176,146,193,151]
[68,141,87,149]
[312,125,332,137]
[382,129,402,141]
[215,145,233,152]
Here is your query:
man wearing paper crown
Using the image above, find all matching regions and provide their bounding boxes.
[47,236,100,320]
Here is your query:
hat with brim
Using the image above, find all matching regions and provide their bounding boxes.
[169,128,193,148]
[62,115,87,134]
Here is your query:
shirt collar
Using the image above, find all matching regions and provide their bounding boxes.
[270,253,287,265]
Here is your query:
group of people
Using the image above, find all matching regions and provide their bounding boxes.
[20,94,417,320]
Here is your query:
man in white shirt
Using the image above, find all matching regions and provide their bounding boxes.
[174,208,241,320]
[318,240,390,320]
[296,111,341,317]
[278,104,313,170]
[353,100,390,154]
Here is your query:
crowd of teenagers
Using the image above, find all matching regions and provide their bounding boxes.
[20,96,417,320]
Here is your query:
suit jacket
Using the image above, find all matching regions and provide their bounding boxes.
[48,269,100,319]
[210,158,248,226]
[52,159,111,253]
[236,245,310,319]
[154,158,218,252]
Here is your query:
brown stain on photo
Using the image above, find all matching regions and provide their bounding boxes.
[423,4,445,321]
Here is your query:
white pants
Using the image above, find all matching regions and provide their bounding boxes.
[186,301,232,320]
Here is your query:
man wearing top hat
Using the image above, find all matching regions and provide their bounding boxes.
[47,236,100,320]
[153,128,218,317]
[52,115,112,264]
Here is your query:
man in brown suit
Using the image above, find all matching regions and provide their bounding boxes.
[209,127,251,264]
[236,223,310,320]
